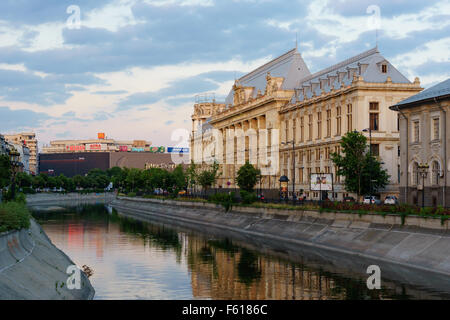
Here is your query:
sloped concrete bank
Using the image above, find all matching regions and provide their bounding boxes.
[0,219,95,299]
[27,192,115,211]
[112,197,450,280]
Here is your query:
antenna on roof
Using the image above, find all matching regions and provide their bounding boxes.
[376,29,379,49]
[295,32,298,50]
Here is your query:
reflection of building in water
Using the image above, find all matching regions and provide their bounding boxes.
[187,238,346,300]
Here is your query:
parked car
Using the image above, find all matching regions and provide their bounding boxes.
[384,195,399,205]
[343,196,355,202]
[363,196,381,205]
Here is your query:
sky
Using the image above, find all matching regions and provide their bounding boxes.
[0,0,449,148]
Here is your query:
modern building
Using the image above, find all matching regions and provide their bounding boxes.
[39,152,178,177]
[4,133,38,174]
[41,133,155,154]
[190,47,423,200]
[390,78,450,207]
[0,135,9,155]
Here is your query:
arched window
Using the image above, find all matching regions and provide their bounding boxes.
[412,162,419,185]
[432,161,440,185]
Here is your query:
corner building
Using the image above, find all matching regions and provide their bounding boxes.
[190,47,422,200]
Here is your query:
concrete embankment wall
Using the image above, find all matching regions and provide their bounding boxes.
[0,219,95,300]
[26,192,115,209]
[112,197,450,278]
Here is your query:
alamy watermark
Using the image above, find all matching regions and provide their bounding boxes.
[66,5,81,30]
[366,265,381,290]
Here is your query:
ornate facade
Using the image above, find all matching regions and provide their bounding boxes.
[190,47,422,200]
[390,78,450,207]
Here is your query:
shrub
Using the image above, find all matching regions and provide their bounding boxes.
[240,190,257,205]
[0,202,31,233]
[208,192,235,212]
[127,192,137,197]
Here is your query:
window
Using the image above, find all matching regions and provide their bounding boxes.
[370,113,379,131]
[307,150,312,163]
[334,165,340,183]
[398,164,400,183]
[285,120,289,142]
[336,106,342,136]
[300,117,304,142]
[433,118,440,140]
[308,114,313,140]
[381,64,387,73]
[317,112,322,139]
[413,120,420,143]
[293,118,297,143]
[315,148,321,161]
[412,162,419,185]
[307,168,312,182]
[325,146,331,160]
[326,110,331,137]
[347,104,352,132]
[370,144,379,157]
[299,167,304,183]
[315,167,321,174]
[369,102,379,131]
[432,161,440,185]
[398,146,400,157]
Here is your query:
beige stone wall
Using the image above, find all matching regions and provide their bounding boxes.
[398,98,450,206]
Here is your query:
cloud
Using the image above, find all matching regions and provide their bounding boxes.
[0,106,51,131]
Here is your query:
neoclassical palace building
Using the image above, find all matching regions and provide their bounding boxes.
[190,47,422,200]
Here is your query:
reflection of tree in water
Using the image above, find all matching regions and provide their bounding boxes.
[32,204,110,223]
[237,248,261,286]
[207,238,239,256]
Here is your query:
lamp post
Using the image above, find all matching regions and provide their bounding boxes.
[8,147,21,200]
[362,127,373,195]
[282,140,295,202]
[418,163,429,209]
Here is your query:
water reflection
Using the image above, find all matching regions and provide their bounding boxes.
[32,205,448,300]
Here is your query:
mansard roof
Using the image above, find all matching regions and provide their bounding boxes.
[224,48,311,106]
[392,78,450,109]
[291,47,412,103]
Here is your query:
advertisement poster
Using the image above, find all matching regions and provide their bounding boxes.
[86,143,107,151]
[167,147,189,153]
[310,173,333,191]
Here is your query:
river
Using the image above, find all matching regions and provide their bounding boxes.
[32,204,450,300]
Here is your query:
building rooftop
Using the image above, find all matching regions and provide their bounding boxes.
[292,47,412,103]
[224,48,311,106]
[391,78,450,108]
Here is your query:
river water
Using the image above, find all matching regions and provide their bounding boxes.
[32,205,450,300]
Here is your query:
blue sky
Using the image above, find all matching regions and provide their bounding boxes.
[0,0,449,147]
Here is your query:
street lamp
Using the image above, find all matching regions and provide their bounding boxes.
[281,140,296,202]
[418,163,429,209]
[279,175,289,201]
[8,147,22,200]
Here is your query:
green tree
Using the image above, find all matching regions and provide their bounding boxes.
[16,172,32,188]
[236,161,261,192]
[186,160,198,192]
[197,161,221,194]
[0,154,11,189]
[73,175,84,189]
[331,131,390,200]
[172,165,187,192]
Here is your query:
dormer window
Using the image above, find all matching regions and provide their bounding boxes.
[381,64,387,73]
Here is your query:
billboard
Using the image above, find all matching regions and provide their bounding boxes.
[98,132,105,139]
[119,146,128,152]
[86,143,107,151]
[66,145,85,152]
[310,173,333,191]
[149,146,166,153]
[167,147,189,154]
[131,147,145,152]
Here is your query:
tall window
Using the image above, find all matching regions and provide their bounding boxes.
[299,167,304,183]
[347,104,352,132]
[433,118,440,140]
[432,161,440,185]
[369,102,379,131]
[413,120,420,143]
[300,116,304,142]
[315,148,321,161]
[381,64,387,73]
[285,120,289,142]
[293,118,297,143]
[413,162,419,185]
[317,112,322,139]
[336,106,342,136]
[308,114,313,140]
[334,165,340,183]
[370,144,380,157]
[326,110,331,137]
